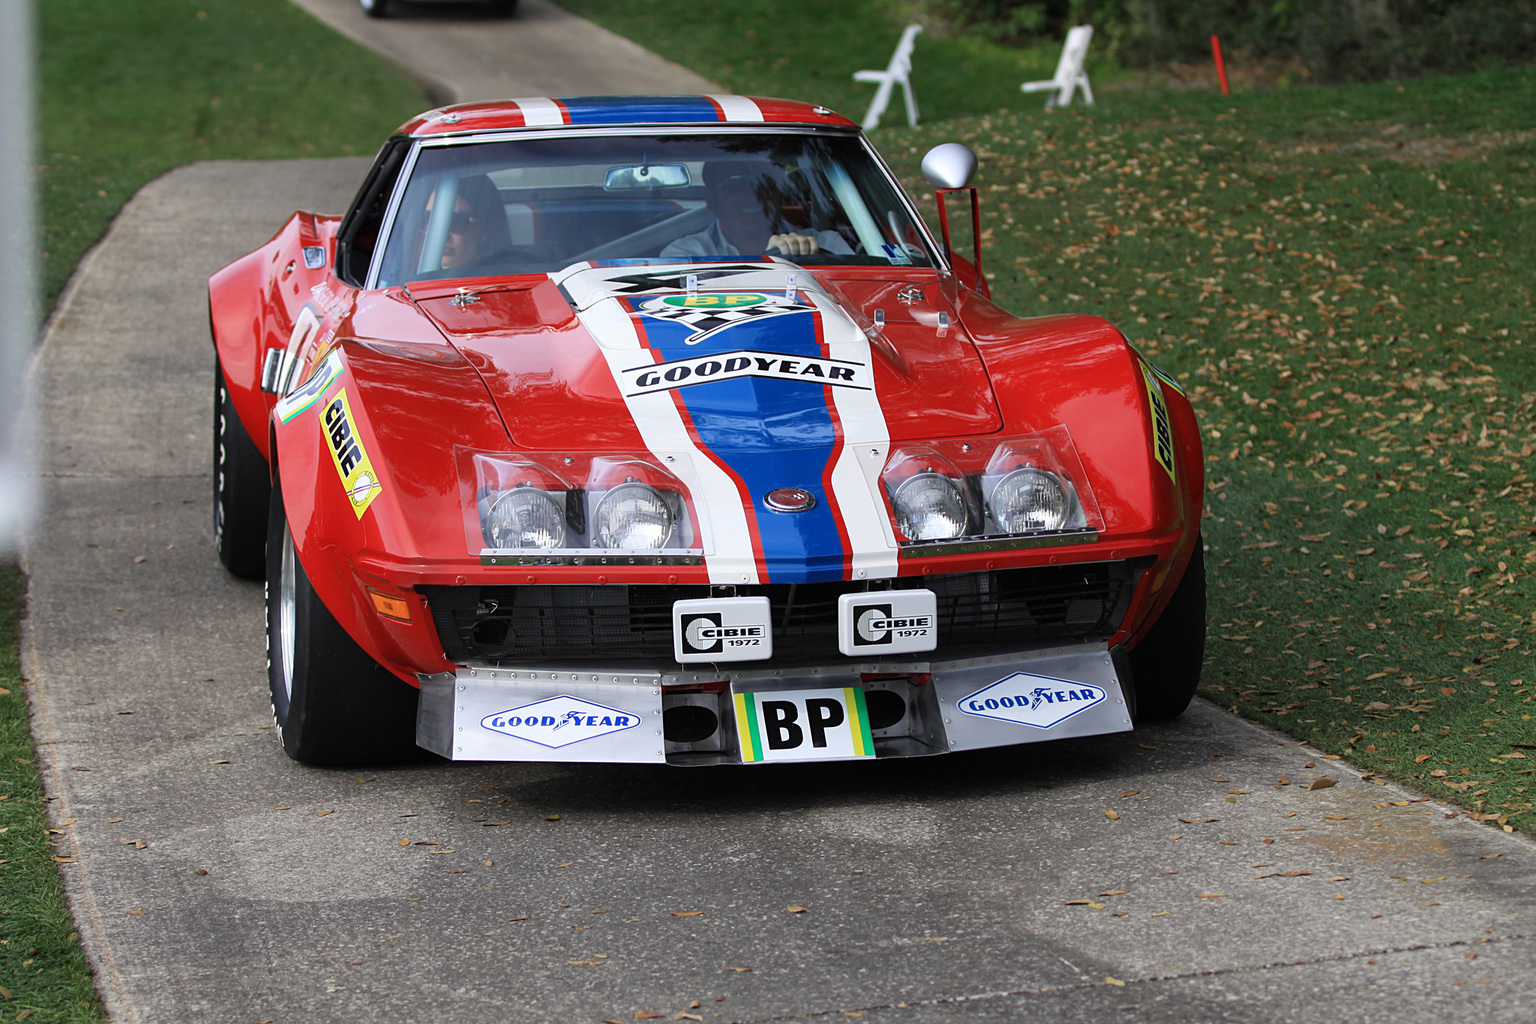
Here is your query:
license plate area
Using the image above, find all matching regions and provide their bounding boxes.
[733,685,874,763]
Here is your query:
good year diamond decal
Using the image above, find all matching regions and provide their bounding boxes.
[480,695,643,749]
[957,673,1106,730]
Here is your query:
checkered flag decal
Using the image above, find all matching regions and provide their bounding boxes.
[640,299,814,346]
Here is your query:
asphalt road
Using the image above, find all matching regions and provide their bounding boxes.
[22,5,1536,1023]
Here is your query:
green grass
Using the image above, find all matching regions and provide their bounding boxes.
[14,1,430,1017]
[37,0,431,309]
[0,562,101,1022]
[555,0,1124,126]
[878,66,1535,830]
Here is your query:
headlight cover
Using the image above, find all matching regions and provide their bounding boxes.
[881,427,1100,551]
[465,452,699,562]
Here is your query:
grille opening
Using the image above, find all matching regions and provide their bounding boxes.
[663,704,720,743]
[424,559,1149,666]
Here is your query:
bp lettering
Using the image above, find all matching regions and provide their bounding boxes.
[761,698,845,750]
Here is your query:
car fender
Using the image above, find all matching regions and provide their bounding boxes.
[269,333,514,684]
[959,295,1204,642]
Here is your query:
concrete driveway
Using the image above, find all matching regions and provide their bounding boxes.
[23,5,1536,1023]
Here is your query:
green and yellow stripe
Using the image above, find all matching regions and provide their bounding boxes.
[734,692,762,762]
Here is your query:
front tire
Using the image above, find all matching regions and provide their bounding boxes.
[1128,539,1206,720]
[360,0,390,18]
[213,359,270,580]
[266,472,423,765]
[487,0,519,15]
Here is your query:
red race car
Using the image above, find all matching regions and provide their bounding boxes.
[209,95,1205,767]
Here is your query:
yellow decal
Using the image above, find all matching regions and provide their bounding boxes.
[321,388,382,518]
[1142,364,1176,483]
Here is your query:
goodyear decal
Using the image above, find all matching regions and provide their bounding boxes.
[1142,364,1176,483]
[275,349,344,423]
[622,349,870,397]
[321,388,382,518]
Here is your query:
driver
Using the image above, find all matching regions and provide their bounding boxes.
[423,173,512,270]
[661,160,853,259]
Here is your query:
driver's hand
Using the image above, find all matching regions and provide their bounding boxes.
[766,232,820,256]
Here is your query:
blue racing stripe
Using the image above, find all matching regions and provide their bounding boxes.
[636,306,846,583]
[562,96,723,125]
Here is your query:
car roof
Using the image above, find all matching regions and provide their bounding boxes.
[396,95,860,137]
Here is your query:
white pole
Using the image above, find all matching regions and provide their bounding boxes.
[0,0,37,552]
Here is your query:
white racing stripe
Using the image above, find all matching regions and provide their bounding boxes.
[810,295,902,580]
[708,95,764,123]
[513,97,567,127]
[576,300,762,585]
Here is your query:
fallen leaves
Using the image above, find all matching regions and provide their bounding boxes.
[671,911,704,917]
[786,905,807,914]
[1308,778,1338,791]
[1105,810,1120,820]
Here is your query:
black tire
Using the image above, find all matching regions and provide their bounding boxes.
[487,0,518,15]
[266,471,424,766]
[214,359,271,580]
[360,0,390,18]
[1128,539,1206,720]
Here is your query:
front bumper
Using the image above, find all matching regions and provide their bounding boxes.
[416,641,1132,765]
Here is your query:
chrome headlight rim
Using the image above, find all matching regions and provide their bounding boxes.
[593,480,676,551]
[483,485,567,551]
[890,470,970,541]
[988,466,1073,534]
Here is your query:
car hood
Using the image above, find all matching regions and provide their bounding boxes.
[409,263,1001,452]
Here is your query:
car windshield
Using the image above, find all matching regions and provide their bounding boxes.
[373,131,936,287]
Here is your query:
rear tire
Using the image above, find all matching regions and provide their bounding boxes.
[213,359,270,580]
[1128,539,1206,720]
[360,0,390,18]
[266,471,423,766]
[488,0,518,15]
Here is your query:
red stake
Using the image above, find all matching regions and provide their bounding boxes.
[1211,35,1230,95]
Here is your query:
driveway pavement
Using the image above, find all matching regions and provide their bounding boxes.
[22,6,1536,1023]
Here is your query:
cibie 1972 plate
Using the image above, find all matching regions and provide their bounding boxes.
[734,686,874,762]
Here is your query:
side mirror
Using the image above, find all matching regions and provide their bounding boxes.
[921,144,988,298]
[921,143,977,189]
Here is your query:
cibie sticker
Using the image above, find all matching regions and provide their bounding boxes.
[622,350,870,397]
[673,596,773,663]
[638,292,814,345]
[958,673,1107,730]
[480,695,641,749]
[1141,363,1176,482]
[275,349,344,423]
[321,388,381,518]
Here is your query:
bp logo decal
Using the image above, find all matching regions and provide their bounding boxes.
[638,292,814,345]
[958,673,1106,730]
[480,695,641,749]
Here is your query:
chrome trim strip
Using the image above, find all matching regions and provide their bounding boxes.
[899,531,1099,558]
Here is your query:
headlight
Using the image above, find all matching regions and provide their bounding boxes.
[594,481,675,550]
[989,467,1071,533]
[891,471,969,540]
[483,487,566,550]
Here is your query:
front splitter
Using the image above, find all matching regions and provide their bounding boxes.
[416,642,1133,764]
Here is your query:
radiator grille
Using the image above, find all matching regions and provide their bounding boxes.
[422,560,1147,666]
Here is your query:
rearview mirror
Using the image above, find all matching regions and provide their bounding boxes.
[604,164,691,190]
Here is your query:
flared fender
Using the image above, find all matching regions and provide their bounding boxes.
[268,335,513,685]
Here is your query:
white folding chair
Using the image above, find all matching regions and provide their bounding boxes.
[1021,24,1095,109]
[853,24,923,130]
